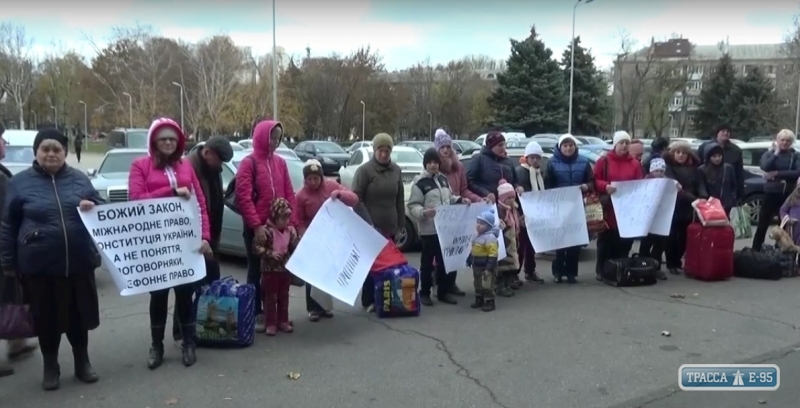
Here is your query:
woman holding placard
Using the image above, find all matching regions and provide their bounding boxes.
[663,142,706,275]
[543,134,594,284]
[1,129,104,390]
[593,131,644,281]
[128,118,212,370]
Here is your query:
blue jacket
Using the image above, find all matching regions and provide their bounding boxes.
[466,147,519,198]
[1,163,104,276]
[760,148,800,195]
[544,150,594,189]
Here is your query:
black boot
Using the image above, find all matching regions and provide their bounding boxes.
[470,296,484,309]
[73,347,98,383]
[147,325,165,370]
[482,298,496,312]
[42,353,60,391]
[180,324,196,367]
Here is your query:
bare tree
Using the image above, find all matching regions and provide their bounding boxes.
[433,61,475,134]
[0,23,35,129]
[189,35,244,136]
[644,63,691,137]
[404,60,437,137]
[461,54,505,71]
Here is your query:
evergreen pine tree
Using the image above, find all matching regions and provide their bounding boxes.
[488,26,567,134]
[693,54,737,138]
[728,67,779,136]
[560,36,609,135]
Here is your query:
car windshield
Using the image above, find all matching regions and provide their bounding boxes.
[98,152,146,174]
[1,146,35,163]
[368,150,423,163]
[127,131,149,149]
[230,143,245,151]
[315,142,345,153]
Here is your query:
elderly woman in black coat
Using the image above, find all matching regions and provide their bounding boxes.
[1,129,104,391]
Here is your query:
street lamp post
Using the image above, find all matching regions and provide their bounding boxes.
[568,0,595,135]
[122,92,133,128]
[78,101,87,136]
[427,112,433,140]
[50,106,58,128]
[272,0,278,121]
[360,100,366,141]
[172,82,184,131]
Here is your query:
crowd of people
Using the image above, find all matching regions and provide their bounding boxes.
[1,118,797,389]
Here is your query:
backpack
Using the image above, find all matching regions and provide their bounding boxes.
[224,157,257,214]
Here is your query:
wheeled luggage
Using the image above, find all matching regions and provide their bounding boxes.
[684,223,735,281]
[194,277,257,347]
[601,254,659,287]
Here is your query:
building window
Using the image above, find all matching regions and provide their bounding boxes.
[670,128,679,138]
[765,65,775,74]
[672,96,683,106]
[688,81,703,90]
[688,65,704,75]
[634,112,643,122]
[635,129,644,138]
[687,114,696,124]
[684,96,697,107]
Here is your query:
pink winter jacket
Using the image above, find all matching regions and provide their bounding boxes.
[235,120,296,230]
[293,178,358,235]
[443,159,481,203]
[128,118,211,241]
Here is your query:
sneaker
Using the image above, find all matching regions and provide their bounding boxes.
[525,272,545,284]
[420,294,434,306]
[255,314,267,333]
[554,276,563,284]
[510,279,523,290]
[321,311,334,319]
[278,322,293,333]
[308,312,320,322]
[265,325,277,336]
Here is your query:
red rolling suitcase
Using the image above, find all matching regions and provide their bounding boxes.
[684,222,735,281]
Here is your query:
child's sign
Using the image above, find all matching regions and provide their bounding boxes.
[434,203,506,272]
[518,187,590,253]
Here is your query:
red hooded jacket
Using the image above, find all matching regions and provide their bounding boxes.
[594,151,644,229]
[293,177,358,235]
[234,120,296,230]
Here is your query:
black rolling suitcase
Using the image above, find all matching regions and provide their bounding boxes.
[602,255,659,287]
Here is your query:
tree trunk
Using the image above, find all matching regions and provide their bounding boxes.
[18,106,25,130]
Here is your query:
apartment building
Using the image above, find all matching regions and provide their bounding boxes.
[613,38,792,138]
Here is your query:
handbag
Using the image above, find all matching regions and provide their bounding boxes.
[584,193,608,234]
[0,276,36,340]
[224,157,258,214]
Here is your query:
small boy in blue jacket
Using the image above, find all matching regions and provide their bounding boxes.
[470,209,500,312]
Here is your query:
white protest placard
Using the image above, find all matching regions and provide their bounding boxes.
[286,199,387,307]
[434,202,507,272]
[79,196,207,296]
[519,187,589,252]
[610,178,677,238]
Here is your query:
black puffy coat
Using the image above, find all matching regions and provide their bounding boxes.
[664,153,708,220]
[1,162,103,276]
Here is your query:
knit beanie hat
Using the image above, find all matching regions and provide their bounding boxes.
[33,128,68,155]
[477,208,496,227]
[497,179,515,201]
[557,133,578,148]
[372,133,394,150]
[612,131,632,146]
[204,136,234,162]
[485,131,505,149]
[433,129,452,150]
[423,148,441,167]
[524,141,544,157]
[303,159,324,179]
[649,157,666,173]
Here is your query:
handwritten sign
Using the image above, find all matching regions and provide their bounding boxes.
[610,179,677,238]
[434,203,506,272]
[286,199,387,306]
[79,197,207,296]
[519,187,590,252]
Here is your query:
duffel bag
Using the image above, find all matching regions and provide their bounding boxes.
[194,276,257,347]
[602,254,659,287]
[733,248,782,280]
[373,264,420,318]
[759,245,799,278]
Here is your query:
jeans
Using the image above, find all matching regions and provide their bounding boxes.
[665,219,691,269]
[553,246,581,278]
[419,235,449,297]
[596,229,634,275]
[243,228,262,314]
[753,193,787,251]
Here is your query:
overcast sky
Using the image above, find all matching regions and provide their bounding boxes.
[5,0,799,70]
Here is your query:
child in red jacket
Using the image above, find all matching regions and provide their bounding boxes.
[253,198,300,336]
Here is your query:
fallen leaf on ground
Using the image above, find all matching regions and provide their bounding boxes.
[287,372,301,380]
[669,293,685,299]
[166,397,179,406]
[661,331,671,337]
[692,293,698,297]
[758,399,767,404]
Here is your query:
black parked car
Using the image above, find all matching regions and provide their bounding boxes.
[293,141,350,175]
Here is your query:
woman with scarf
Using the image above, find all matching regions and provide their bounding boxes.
[235,120,296,332]
[514,141,546,283]
[351,133,405,312]
[544,134,594,283]
[128,118,212,369]
[466,131,522,204]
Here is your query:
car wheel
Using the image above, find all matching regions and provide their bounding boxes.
[744,194,763,226]
[395,218,416,252]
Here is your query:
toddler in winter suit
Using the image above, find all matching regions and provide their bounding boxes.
[470,209,500,312]
[253,198,300,336]
[495,179,521,297]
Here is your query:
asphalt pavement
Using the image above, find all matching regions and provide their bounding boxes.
[1,152,797,408]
